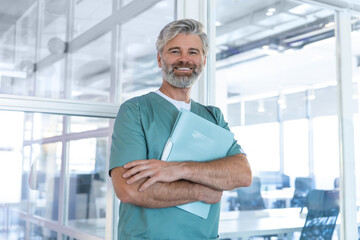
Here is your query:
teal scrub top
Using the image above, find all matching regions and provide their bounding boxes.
[109,92,243,240]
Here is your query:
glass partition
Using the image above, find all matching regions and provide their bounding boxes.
[36,58,66,98]
[30,142,62,221]
[73,0,112,38]
[14,3,38,96]
[66,137,108,237]
[29,223,57,239]
[216,0,342,238]
[70,33,111,102]
[118,0,175,102]
[39,0,67,60]
[0,110,111,239]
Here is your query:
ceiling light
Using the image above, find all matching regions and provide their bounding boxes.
[307,87,316,100]
[266,8,276,16]
[257,100,265,113]
[277,93,287,109]
[288,4,313,15]
[0,70,26,79]
[325,22,335,28]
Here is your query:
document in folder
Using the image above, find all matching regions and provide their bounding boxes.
[161,108,235,219]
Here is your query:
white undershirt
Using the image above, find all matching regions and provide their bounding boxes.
[155,89,191,111]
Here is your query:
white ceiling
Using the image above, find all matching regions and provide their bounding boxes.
[214,0,360,100]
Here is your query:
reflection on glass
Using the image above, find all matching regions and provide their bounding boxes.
[33,113,63,139]
[13,3,38,96]
[36,59,65,98]
[0,212,26,240]
[1,111,111,239]
[0,25,15,65]
[63,235,79,240]
[0,25,16,96]
[121,0,133,7]
[70,33,111,102]
[119,0,175,102]
[29,143,62,221]
[69,116,109,133]
[73,0,112,38]
[66,137,108,238]
[17,145,32,213]
[39,0,67,59]
[29,223,57,240]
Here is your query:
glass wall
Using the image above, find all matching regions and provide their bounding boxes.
[215,0,359,238]
[0,111,109,239]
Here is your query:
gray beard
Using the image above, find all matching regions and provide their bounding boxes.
[161,62,203,88]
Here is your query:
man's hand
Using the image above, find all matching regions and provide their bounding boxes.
[123,159,185,192]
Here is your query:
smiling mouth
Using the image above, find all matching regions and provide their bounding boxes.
[174,67,193,71]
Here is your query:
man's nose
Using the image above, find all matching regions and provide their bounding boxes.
[177,53,191,62]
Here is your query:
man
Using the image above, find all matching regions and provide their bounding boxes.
[110,19,252,240]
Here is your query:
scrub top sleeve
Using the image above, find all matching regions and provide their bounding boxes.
[109,101,147,175]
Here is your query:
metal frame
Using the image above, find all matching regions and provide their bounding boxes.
[335,10,358,240]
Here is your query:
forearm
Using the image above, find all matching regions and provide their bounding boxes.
[182,153,252,191]
[111,167,221,208]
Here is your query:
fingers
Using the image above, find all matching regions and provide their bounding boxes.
[123,163,153,179]
[123,160,150,169]
[139,176,158,192]
[126,169,155,184]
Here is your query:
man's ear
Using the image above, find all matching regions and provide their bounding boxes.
[157,52,162,68]
[203,55,207,66]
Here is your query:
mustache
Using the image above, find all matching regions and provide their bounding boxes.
[171,62,197,69]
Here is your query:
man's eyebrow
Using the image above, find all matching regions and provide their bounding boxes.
[167,47,201,53]
[189,48,200,53]
[167,47,180,51]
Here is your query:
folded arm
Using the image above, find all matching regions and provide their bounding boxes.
[123,153,252,192]
[111,166,222,208]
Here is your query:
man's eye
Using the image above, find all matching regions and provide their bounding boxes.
[171,50,180,54]
[190,51,199,55]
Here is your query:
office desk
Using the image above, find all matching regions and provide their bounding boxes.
[219,208,306,239]
[261,188,294,208]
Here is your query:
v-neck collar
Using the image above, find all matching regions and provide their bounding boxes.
[150,91,194,113]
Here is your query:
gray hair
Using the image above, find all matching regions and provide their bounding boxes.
[156,19,209,56]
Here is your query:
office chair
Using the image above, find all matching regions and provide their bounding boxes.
[272,174,291,208]
[236,177,265,210]
[300,189,340,240]
[334,177,340,189]
[290,177,313,209]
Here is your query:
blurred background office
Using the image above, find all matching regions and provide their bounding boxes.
[0,0,359,239]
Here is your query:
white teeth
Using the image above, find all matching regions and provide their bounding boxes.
[176,67,191,70]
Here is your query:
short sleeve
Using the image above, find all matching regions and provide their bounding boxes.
[206,106,246,157]
[109,100,147,175]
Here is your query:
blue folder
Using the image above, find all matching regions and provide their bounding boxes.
[161,108,235,219]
